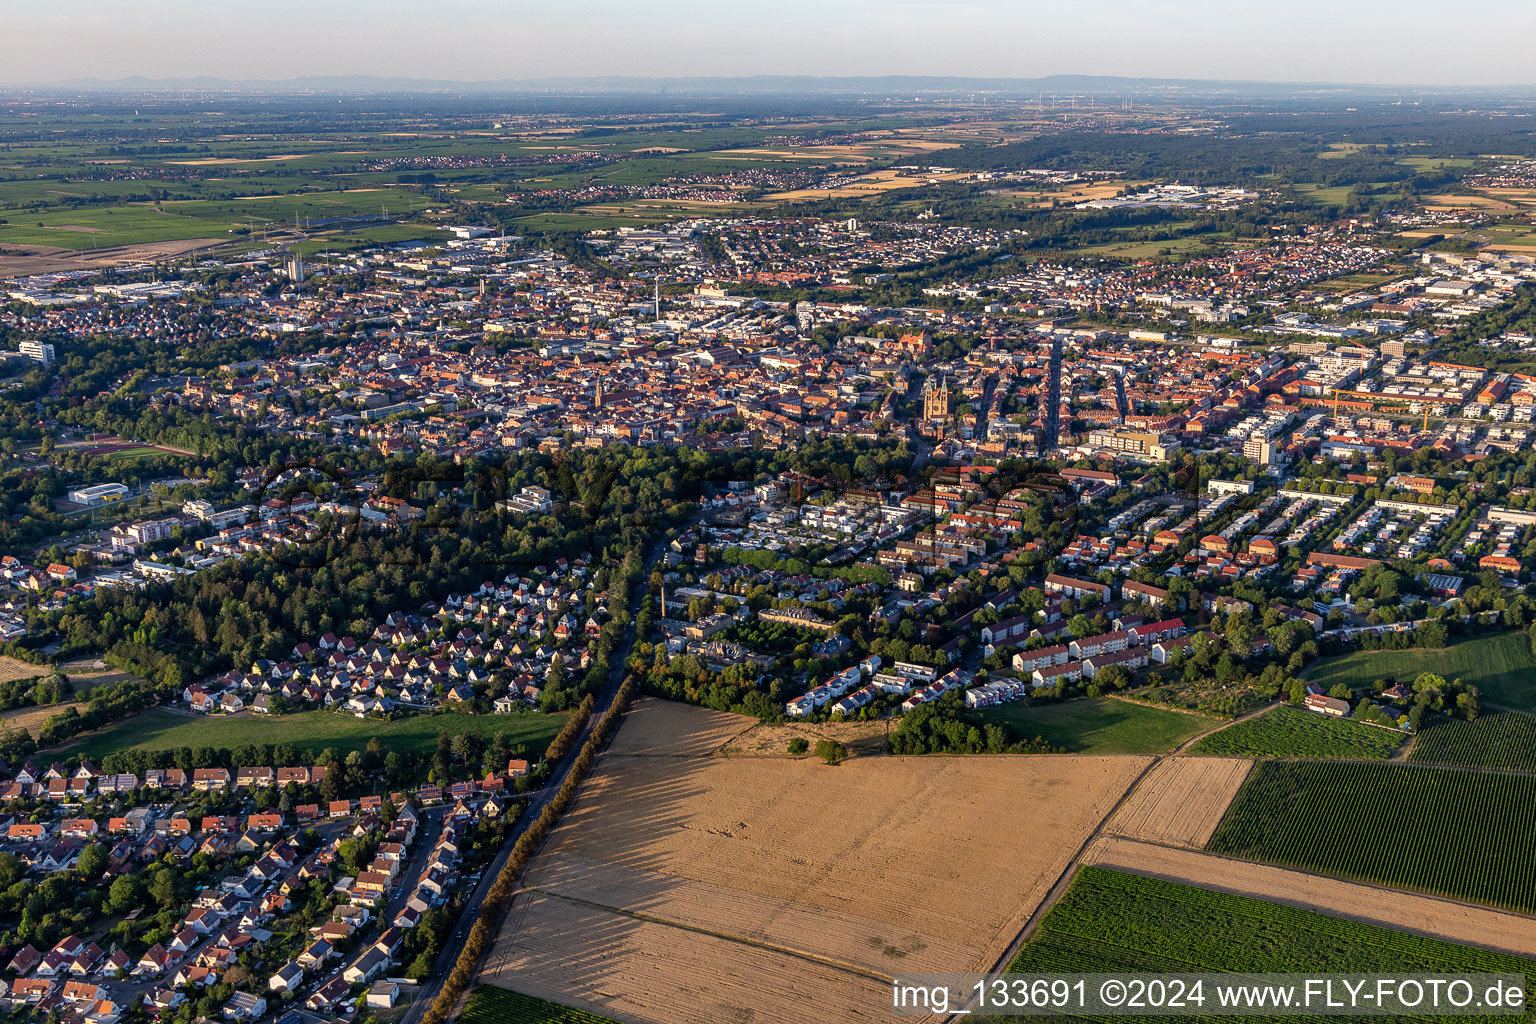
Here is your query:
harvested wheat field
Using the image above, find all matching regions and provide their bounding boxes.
[1083,836,1536,959]
[0,238,224,277]
[1103,757,1251,848]
[0,701,84,740]
[490,892,885,1024]
[605,698,757,757]
[0,657,41,685]
[765,169,971,201]
[1019,181,1144,208]
[482,699,1149,1024]
[720,716,890,758]
[1425,193,1519,212]
[1477,187,1536,206]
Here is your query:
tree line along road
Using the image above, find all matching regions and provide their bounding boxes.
[398,526,679,1024]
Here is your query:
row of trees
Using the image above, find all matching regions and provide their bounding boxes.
[421,674,640,1024]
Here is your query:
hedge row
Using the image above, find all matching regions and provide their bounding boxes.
[421,674,639,1024]
[544,694,596,762]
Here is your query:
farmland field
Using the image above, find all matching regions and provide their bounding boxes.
[1083,836,1536,959]
[462,986,620,1024]
[1305,631,1536,710]
[0,656,41,685]
[979,697,1214,755]
[1207,761,1536,913]
[1102,757,1251,848]
[1009,866,1536,1018]
[1187,706,1406,760]
[719,716,890,758]
[0,701,88,741]
[1050,234,1218,260]
[1409,710,1536,773]
[63,706,566,761]
[480,698,1150,1023]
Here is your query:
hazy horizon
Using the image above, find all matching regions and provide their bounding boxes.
[8,0,1536,90]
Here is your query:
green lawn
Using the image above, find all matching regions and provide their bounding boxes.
[66,707,567,762]
[1293,183,1361,206]
[1306,631,1536,711]
[1188,705,1405,760]
[102,445,171,463]
[463,985,621,1024]
[979,697,1214,755]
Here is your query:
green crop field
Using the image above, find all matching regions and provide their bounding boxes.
[512,208,681,231]
[1409,710,1536,773]
[65,707,566,762]
[292,223,448,256]
[462,986,622,1024]
[1306,631,1536,711]
[0,187,436,252]
[1293,183,1359,206]
[1188,706,1406,760]
[1208,761,1536,913]
[979,697,1214,755]
[1051,235,1218,260]
[1010,866,1536,1022]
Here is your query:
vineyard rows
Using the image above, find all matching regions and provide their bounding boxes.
[1008,867,1535,1023]
[1207,761,1536,913]
[1410,710,1536,774]
[460,985,621,1024]
[1189,706,1405,760]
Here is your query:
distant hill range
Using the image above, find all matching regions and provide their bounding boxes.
[11,73,1534,98]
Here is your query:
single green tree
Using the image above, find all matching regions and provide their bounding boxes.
[814,739,848,766]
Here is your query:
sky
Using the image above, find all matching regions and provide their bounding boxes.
[7,0,1536,88]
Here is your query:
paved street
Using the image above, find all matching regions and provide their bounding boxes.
[399,528,676,1024]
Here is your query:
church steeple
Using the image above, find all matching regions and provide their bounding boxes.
[923,374,950,421]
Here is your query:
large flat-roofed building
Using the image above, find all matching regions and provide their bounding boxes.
[1243,436,1275,467]
[1085,428,1179,462]
[495,485,553,515]
[68,482,130,506]
[1208,478,1255,496]
[757,607,837,633]
[1489,507,1536,527]
[18,340,55,365]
